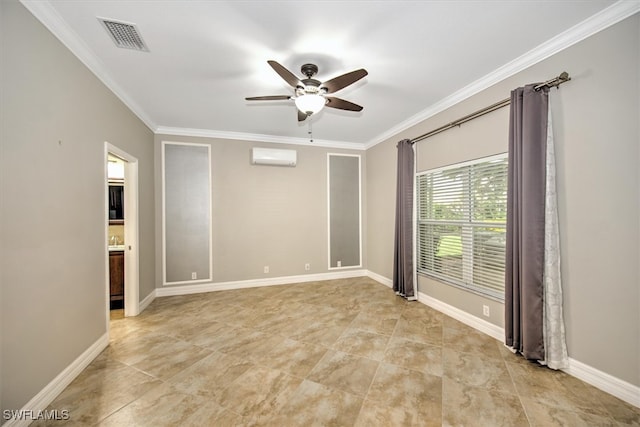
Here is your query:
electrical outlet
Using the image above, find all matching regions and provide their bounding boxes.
[264,266,269,274]
[305,263,310,271]
[337,260,342,267]
[483,305,490,317]
[191,272,197,280]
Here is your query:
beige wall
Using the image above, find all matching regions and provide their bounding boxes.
[0,0,155,413]
[366,14,639,386]
[154,135,366,286]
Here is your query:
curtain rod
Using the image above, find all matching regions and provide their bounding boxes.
[410,72,571,144]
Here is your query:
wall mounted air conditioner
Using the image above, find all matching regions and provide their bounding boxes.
[251,147,297,166]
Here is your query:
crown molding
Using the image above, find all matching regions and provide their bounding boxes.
[20,0,157,131]
[364,0,640,150]
[21,0,638,151]
[155,126,366,151]
[19,0,363,150]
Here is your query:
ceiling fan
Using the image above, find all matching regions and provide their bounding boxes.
[245,60,368,122]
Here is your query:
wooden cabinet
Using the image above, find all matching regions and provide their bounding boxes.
[109,251,124,309]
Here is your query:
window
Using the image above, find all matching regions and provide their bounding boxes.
[417,154,508,300]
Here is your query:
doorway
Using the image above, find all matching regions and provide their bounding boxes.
[105,143,140,326]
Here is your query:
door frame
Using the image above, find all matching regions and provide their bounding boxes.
[105,142,140,324]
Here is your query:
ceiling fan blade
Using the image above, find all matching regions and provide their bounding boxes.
[321,69,368,93]
[325,97,363,112]
[245,95,292,101]
[298,109,308,122]
[268,60,302,88]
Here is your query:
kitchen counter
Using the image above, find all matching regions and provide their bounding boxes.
[108,245,125,252]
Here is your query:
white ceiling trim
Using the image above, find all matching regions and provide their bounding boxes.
[20,0,638,150]
[20,0,157,131]
[363,0,640,150]
[155,126,366,151]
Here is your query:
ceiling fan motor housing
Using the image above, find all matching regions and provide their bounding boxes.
[301,63,319,78]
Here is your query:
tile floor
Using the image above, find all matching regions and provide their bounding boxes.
[35,277,639,426]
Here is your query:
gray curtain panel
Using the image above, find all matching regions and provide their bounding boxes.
[393,139,415,299]
[505,84,549,360]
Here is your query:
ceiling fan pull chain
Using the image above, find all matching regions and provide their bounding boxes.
[308,117,314,143]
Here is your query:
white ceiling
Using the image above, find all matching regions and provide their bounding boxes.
[23,0,632,149]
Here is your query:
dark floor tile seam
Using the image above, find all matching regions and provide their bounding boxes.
[168,359,257,416]
[500,354,538,427]
[241,335,329,380]
[105,338,216,395]
[439,342,504,362]
[344,315,404,365]
[248,359,320,384]
[90,371,169,427]
[305,350,383,403]
[353,355,385,425]
[341,324,396,339]
[389,329,444,349]
[224,366,364,424]
[152,350,228,388]
[383,355,444,380]
[140,328,219,353]
[387,302,410,344]
[103,351,164,382]
[347,303,425,424]
[325,343,390,368]
[225,371,305,421]
[404,303,455,427]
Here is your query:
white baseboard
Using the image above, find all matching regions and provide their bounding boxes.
[367,270,505,341]
[3,333,109,427]
[366,270,393,288]
[417,291,505,341]
[564,357,640,408]
[366,271,640,409]
[155,269,368,297]
[138,289,156,312]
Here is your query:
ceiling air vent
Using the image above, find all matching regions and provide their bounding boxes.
[98,18,149,52]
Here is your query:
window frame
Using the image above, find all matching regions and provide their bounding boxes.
[416,153,508,301]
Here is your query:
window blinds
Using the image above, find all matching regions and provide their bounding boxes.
[417,154,508,299]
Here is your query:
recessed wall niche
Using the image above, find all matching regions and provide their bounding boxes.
[162,141,212,284]
[327,153,362,269]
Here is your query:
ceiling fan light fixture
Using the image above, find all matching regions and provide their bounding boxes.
[246,61,366,121]
[295,94,326,115]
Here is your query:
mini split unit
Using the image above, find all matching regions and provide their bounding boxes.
[251,147,297,166]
